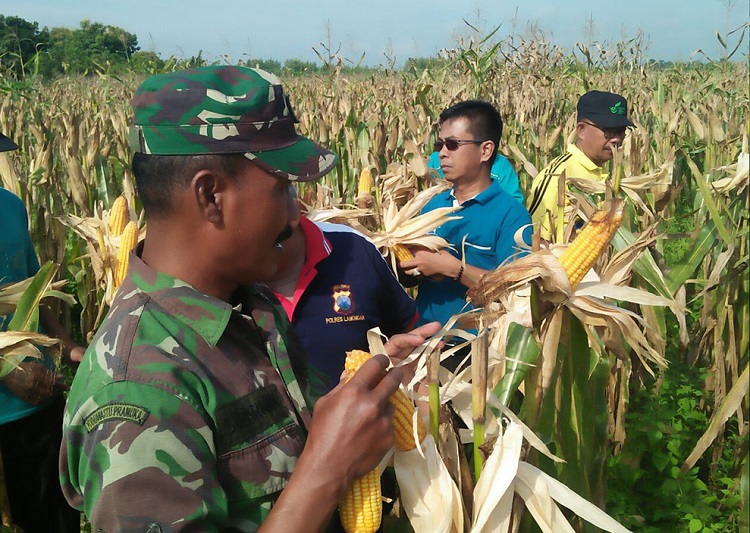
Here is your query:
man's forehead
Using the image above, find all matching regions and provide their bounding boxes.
[439,116,472,135]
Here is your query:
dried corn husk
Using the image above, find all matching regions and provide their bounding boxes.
[394,435,464,533]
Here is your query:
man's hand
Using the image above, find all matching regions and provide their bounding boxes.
[384,321,441,361]
[400,248,461,280]
[2,362,69,405]
[259,327,441,532]
[384,321,441,389]
[66,345,86,365]
[303,354,403,489]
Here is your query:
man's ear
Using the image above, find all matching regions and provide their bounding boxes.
[575,121,587,140]
[480,140,496,163]
[192,169,228,225]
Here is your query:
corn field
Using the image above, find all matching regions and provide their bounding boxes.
[0,34,748,532]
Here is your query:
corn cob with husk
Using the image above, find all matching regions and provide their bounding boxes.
[391,243,414,263]
[556,199,624,288]
[467,198,625,307]
[357,167,373,197]
[114,221,139,288]
[338,350,426,533]
[108,195,129,237]
[355,167,375,210]
[345,350,426,451]
[391,243,446,281]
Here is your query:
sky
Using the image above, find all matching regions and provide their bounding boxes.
[4,0,749,67]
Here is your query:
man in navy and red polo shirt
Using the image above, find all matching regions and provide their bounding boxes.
[267,192,418,390]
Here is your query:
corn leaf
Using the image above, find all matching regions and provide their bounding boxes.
[681,365,749,474]
[471,421,523,533]
[7,262,58,332]
[686,154,732,244]
[611,226,673,300]
[394,435,464,533]
[492,322,539,406]
[664,223,717,294]
[516,462,632,533]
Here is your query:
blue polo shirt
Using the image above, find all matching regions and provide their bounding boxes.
[416,180,532,328]
[269,218,417,389]
[0,187,45,425]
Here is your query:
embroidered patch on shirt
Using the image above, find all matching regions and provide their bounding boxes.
[84,403,150,432]
[331,284,353,315]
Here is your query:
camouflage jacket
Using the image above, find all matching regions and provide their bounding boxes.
[60,250,323,532]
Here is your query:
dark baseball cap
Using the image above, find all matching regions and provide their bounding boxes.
[577,91,635,129]
[129,66,337,182]
[0,132,17,152]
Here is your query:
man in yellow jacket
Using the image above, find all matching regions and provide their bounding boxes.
[527,90,634,240]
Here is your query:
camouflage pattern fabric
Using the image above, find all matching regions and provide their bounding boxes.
[60,247,324,532]
[129,65,337,182]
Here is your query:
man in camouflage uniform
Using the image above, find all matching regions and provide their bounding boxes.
[60,66,437,532]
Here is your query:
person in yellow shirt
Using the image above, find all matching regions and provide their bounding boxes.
[527,90,634,239]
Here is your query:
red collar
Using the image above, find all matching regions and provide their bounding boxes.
[271,217,332,320]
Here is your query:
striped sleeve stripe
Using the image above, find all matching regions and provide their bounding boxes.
[527,152,572,216]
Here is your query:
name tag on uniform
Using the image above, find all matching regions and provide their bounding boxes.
[215,385,292,451]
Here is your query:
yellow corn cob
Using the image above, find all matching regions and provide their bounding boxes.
[357,167,373,197]
[339,349,427,532]
[392,243,414,263]
[108,195,129,236]
[339,467,382,533]
[114,221,139,287]
[339,348,383,533]
[392,244,446,281]
[557,199,624,288]
[345,350,426,451]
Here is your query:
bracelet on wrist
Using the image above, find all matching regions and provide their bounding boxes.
[453,264,464,282]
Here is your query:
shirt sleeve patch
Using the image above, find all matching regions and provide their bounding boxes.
[84,403,150,432]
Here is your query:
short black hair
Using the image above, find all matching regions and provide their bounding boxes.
[131,153,247,217]
[439,100,503,165]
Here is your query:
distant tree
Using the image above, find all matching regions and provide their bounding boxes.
[129,50,166,74]
[404,56,449,72]
[0,15,49,76]
[242,58,283,75]
[283,58,318,75]
[40,19,139,76]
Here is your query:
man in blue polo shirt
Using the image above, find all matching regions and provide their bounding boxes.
[399,100,532,347]
[267,190,417,390]
[0,131,82,532]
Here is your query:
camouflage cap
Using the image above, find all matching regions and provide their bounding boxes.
[0,132,17,152]
[130,65,337,182]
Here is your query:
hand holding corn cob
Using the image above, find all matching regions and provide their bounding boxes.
[339,350,427,533]
[395,244,455,281]
[255,354,404,533]
[287,354,400,530]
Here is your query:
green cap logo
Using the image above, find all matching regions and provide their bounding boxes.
[610,101,626,115]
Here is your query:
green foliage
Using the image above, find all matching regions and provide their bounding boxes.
[242,57,283,75]
[0,15,49,77]
[39,19,139,76]
[607,361,746,532]
[404,56,450,72]
[283,58,318,75]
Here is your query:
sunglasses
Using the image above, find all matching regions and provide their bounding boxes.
[581,121,630,140]
[434,138,487,152]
